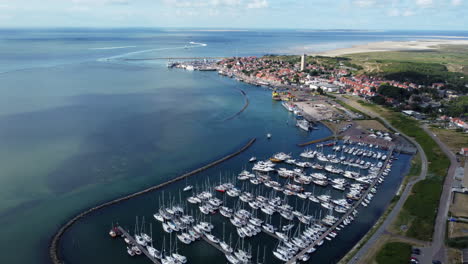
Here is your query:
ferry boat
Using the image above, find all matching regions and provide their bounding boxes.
[296,119,310,131]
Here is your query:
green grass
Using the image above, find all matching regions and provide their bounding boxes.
[333,99,369,119]
[345,45,468,75]
[448,236,468,249]
[355,101,450,241]
[376,242,412,264]
[344,46,468,93]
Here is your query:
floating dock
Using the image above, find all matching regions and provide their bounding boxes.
[116,226,161,264]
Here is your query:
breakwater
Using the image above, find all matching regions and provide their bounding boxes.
[49,138,257,264]
[223,89,249,122]
[297,135,336,147]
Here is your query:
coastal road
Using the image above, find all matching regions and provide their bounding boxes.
[423,125,459,263]
[333,96,429,264]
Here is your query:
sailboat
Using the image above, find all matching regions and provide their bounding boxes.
[267,133,272,139]
[134,216,147,246]
[147,224,162,259]
[220,224,234,253]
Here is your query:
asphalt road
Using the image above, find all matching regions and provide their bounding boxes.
[334,96,429,264]
[335,96,460,264]
[423,125,459,264]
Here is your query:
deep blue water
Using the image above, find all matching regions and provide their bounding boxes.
[0,28,457,264]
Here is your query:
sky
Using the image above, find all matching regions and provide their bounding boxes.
[0,0,466,30]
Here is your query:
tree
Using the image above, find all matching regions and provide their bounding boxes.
[378,84,409,101]
[317,87,324,95]
[446,96,468,117]
[371,95,386,105]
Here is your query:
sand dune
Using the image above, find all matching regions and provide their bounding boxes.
[315,39,468,57]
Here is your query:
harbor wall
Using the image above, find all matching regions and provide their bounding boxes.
[49,138,256,264]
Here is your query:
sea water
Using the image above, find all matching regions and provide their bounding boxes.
[0,28,459,263]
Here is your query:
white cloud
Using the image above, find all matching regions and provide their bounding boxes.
[387,8,415,17]
[163,0,243,8]
[387,8,400,16]
[451,0,462,6]
[246,0,268,8]
[415,0,433,7]
[402,9,415,16]
[354,0,376,7]
[71,0,128,4]
[162,0,268,9]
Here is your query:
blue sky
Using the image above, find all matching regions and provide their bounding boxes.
[0,0,466,30]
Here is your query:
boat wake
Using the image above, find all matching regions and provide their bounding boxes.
[189,41,208,46]
[89,46,137,50]
[97,42,207,62]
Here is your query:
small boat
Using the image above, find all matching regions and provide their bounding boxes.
[267,133,272,139]
[127,246,135,256]
[249,157,257,162]
[183,185,193,192]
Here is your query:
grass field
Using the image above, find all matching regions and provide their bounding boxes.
[451,193,468,218]
[345,45,468,75]
[448,221,468,238]
[429,127,468,156]
[375,242,412,264]
[353,99,450,241]
[354,119,389,132]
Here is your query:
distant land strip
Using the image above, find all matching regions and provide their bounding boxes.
[123,57,225,61]
[223,89,249,122]
[49,138,257,264]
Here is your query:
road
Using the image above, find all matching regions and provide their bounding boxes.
[423,125,459,263]
[336,96,460,264]
[333,96,429,264]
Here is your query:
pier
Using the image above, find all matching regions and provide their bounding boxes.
[297,135,335,147]
[116,226,161,264]
[49,138,256,264]
[286,147,395,263]
[200,234,230,255]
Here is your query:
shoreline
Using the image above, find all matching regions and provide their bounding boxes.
[312,39,468,57]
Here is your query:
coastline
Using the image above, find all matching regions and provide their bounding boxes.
[312,39,468,57]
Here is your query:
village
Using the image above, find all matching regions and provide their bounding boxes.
[208,55,468,132]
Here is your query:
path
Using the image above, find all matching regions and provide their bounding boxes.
[333,96,429,264]
[423,125,459,263]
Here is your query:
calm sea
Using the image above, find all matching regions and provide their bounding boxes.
[0,29,463,264]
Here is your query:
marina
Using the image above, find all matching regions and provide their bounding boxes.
[109,139,399,263]
[115,227,161,264]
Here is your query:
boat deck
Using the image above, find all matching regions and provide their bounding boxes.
[117,226,161,264]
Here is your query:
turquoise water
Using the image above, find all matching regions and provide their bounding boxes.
[0,28,454,263]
